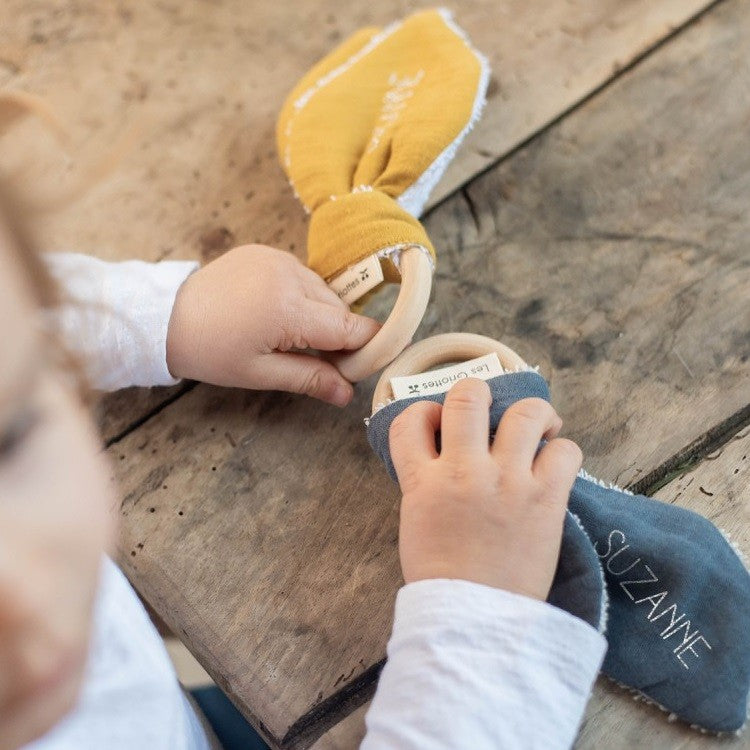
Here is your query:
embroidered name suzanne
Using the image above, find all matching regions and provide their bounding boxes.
[595,529,712,670]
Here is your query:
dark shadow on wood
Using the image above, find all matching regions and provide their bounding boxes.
[631,402,750,496]
[281,661,383,750]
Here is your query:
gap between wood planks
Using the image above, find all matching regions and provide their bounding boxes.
[273,416,750,749]
[103,2,746,745]
[425,0,729,217]
[103,381,196,448]
[281,663,383,750]
[631,403,750,497]
[103,0,729,455]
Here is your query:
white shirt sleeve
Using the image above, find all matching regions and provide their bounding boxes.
[43,253,199,392]
[361,579,606,750]
[42,254,605,750]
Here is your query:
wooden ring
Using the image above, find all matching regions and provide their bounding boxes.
[333,246,433,382]
[371,332,528,412]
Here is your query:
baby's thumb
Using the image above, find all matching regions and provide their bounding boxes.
[256,352,353,407]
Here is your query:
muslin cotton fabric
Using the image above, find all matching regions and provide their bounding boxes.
[367,370,750,733]
[277,9,489,287]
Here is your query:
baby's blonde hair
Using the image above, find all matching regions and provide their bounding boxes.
[0,91,62,303]
[0,91,90,392]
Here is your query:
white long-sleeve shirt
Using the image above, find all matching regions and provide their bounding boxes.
[31,252,606,750]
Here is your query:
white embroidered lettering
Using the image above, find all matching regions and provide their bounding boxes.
[634,591,669,619]
[594,529,626,559]
[366,70,425,153]
[663,618,699,647]
[605,546,642,576]
[620,564,659,601]
[675,635,712,670]
[596,528,712,670]
[651,603,685,635]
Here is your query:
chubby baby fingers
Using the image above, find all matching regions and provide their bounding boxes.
[491,398,562,469]
[389,401,442,491]
[532,437,583,505]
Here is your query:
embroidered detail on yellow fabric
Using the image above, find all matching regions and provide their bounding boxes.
[277,9,489,287]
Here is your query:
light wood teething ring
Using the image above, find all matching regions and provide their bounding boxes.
[332,246,434,382]
[276,10,491,382]
[372,332,528,412]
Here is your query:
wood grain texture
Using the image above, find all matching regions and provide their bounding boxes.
[96,383,192,446]
[1,0,712,258]
[309,433,750,748]
[431,0,750,490]
[104,1,750,746]
[0,0,713,440]
[576,428,750,749]
[110,383,392,748]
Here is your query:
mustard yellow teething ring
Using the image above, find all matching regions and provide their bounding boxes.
[276,9,490,381]
[372,332,528,411]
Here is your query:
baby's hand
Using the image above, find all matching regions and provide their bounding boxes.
[390,379,582,600]
[166,245,380,406]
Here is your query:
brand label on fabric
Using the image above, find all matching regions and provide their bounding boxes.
[329,254,384,305]
[390,353,504,400]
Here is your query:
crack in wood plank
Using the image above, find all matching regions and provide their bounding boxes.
[631,403,750,496]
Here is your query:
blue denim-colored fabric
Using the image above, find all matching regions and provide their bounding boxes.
[366,371,750,733]
[191,686,270,750]
[367,371,606,632]
[569,478,750,732]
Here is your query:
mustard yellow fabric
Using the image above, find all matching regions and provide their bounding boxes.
[277,9,486,285]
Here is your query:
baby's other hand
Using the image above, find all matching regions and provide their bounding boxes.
[166,245,380,406]
[390,380,582,600]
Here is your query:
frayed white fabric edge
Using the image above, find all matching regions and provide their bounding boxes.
[397,8,491,218]
[719,528,750,573]
[577,467,634,496]
[329,243,433,285]
[577,472,750,733]
[604,673,749,737]
[377,242,434,273]
[577,471,750,573]
[567,510,609,635]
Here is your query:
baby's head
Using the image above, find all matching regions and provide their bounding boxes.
[0,109,114,745]
[0,109,113,514]
[0,189,95,478]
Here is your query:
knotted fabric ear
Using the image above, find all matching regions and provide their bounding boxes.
[276,9,489,286]
[366,370,750,734]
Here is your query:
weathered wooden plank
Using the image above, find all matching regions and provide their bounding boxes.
[111,384,394,748]
[311,432,750,748]
[576,428,750,749]
[2,0,713,255]
[440,1,750,489]
[96,383,191,446]
[105,0,750,746]
[0,0,713,440]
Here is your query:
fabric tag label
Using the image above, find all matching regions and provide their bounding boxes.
[329,254,384,305]
[390,353,505,399]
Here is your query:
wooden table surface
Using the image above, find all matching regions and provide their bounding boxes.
[3,1,749,748]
